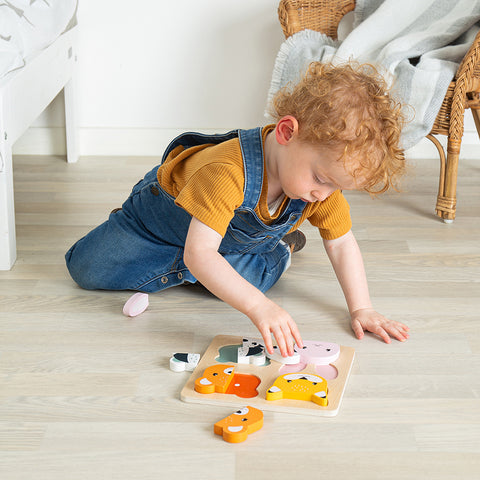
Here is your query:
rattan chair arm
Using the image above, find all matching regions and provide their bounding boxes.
[447,29,480,141]
[456,29,480,94]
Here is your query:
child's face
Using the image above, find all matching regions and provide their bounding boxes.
[277,139,358,203]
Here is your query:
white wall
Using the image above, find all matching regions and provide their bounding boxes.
[14,0,285,156]
[13,0,480,158]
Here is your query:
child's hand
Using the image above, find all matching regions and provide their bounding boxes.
[351,308,409,343]
[246,298,303,357]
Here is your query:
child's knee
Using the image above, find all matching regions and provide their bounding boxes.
[65,241,106,290]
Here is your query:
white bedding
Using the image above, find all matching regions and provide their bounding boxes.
[0,0,78,80]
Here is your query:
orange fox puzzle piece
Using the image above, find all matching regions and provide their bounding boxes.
[225,373,260,398]
[214,406,264,443]
[194,364,234,394]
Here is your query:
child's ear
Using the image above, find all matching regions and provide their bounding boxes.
[275,116,299,145]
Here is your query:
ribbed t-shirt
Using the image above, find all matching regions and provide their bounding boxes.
[157,126,352,240]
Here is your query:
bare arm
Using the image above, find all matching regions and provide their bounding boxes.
[323,230,409,343]
[184,217,303,355]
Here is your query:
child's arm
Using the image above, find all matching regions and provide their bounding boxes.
[323,230,409,343]
[184,217,303,356]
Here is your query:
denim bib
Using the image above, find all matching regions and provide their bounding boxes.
[161,127,306,255]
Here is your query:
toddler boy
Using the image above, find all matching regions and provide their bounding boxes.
[66,62,410,355]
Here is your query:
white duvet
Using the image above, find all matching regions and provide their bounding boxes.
[0,0,78,80]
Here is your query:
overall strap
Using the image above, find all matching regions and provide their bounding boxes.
[239,127,306,217]
[161,129,240,164]
[238,127,265,209]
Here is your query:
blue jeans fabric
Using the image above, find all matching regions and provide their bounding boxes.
[65,128,307,293]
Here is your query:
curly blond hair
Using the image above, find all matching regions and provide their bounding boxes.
[269,62,406,194]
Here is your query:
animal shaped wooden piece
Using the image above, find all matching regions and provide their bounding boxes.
[194,364,260,398]
[237,338,266,365]
[241,337,300,365]
[194,364,234,394]
[169,353,200,372]
[266,373,328,406]
[268,345,301,364]
[280,340,341,378]
[225,373,260,398]
[214,406,264,443]
[294,341,340,365]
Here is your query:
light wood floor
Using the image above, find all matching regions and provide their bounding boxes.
[1,153,479,479]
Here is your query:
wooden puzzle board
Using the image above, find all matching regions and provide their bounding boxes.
[180,335,355,417]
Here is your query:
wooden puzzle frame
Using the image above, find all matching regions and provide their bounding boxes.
[180,335,355,416]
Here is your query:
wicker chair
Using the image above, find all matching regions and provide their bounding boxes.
[278,0,480,222]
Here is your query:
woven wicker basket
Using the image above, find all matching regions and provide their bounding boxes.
[277,0,480,221]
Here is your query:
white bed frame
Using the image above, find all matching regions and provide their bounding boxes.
[0,25,78,270]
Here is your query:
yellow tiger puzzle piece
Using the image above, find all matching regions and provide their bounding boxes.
[266,373,328,406]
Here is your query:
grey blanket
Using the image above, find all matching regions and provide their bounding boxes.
[267,0,480,149]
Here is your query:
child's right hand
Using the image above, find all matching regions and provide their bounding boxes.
[246,298,303,358]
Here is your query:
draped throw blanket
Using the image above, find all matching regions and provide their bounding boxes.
[267,0,480,149]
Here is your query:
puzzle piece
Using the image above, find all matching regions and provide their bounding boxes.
[266,373,328,406]
[294,341,340,365]
[241,337,300,365]
[225,373,260,398]
[214,406,264,443]
[194,364,234,394]
[169,353,200,372]
[267,345,301,365]
[237,338,266,365]
[122,292,149,317]
[195,364,260,398]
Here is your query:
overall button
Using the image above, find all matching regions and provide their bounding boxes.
[151,186,160,196]
[161,276,168,284]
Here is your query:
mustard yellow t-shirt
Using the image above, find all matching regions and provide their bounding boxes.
[157,126,352,240]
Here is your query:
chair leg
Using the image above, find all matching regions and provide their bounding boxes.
[0,138,17,270]
[435,137,460,223]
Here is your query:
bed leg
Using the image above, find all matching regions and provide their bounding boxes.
[64,73,78,163]
[0,137,17,270]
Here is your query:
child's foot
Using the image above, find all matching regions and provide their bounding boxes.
[282,230,306,253]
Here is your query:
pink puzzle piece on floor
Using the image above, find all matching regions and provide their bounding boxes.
[123,292,149,317]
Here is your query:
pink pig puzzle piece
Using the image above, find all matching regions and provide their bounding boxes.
[295,340,340,365]
[280,341,341,379]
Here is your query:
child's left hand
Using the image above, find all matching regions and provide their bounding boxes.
[350,308,409,343]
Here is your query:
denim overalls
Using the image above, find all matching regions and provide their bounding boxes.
[65,127,307,293]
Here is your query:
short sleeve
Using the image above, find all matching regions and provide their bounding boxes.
[307,190,352,240]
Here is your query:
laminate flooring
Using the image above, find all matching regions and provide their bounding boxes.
[1,153,479,479]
